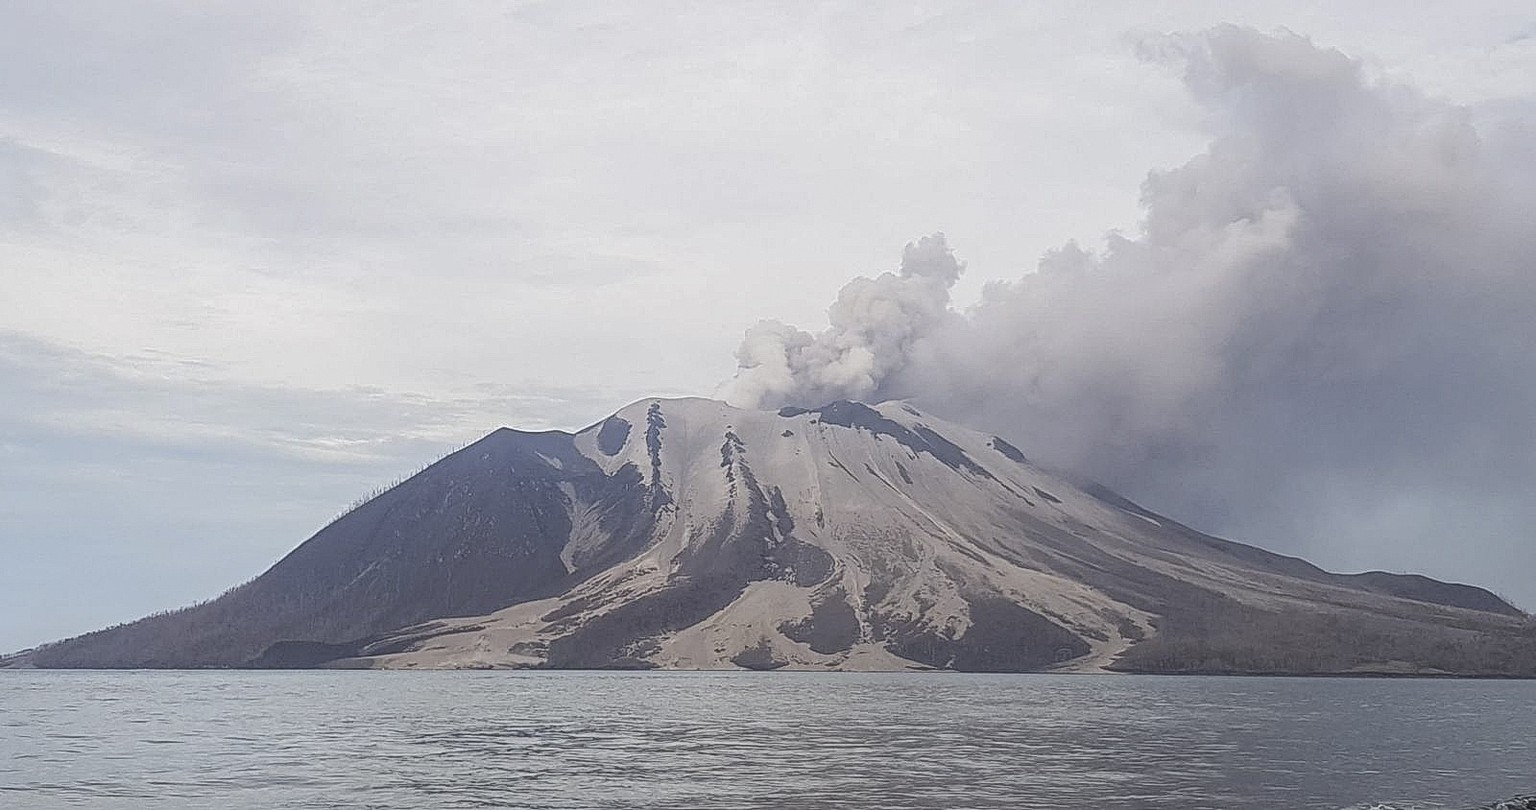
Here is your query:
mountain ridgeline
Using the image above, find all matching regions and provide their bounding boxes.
[10,398,1535,674]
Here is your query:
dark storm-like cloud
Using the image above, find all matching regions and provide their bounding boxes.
[724,26,1536,604]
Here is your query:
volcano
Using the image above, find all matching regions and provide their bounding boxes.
[11,397,1534,674]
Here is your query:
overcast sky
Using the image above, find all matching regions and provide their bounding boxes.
[3,2,1533,653]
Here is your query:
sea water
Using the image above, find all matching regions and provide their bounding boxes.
[2,670,1531,809]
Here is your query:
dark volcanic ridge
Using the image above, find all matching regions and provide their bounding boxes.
[8,397,1533,674]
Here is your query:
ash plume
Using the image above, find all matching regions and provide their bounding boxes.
[723,233,963,410]
[722,26,1536,603]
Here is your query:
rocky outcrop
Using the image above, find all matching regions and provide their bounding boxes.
[1472,798,1536,810]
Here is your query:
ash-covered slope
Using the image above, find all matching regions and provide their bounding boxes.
[13,398,1535,674]
[20,428,655,668]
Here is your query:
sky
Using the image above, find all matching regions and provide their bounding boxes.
[3,2,1534,653]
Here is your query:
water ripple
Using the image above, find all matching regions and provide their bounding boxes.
[1,671,1532,809]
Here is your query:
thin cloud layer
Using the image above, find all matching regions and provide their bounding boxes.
[725,26,1536,603]
[0,331,635,651]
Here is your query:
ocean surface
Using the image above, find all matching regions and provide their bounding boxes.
[1,670,1531,809]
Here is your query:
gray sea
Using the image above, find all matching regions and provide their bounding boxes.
[1,670,1531,809]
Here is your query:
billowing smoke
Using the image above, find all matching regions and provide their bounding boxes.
[723,233,963,409]
[722,26,1536,602]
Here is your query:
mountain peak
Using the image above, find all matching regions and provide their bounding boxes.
[13,395,1532,675]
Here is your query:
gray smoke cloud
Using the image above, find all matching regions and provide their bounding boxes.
[722,26,1536,602]
[723,233,964,409]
